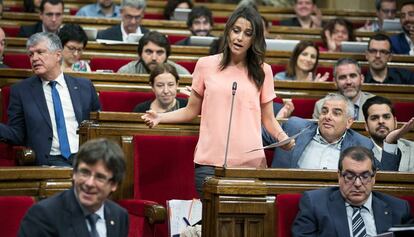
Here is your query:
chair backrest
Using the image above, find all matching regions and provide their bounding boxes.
[99,91,155,112]
[2,26,21,37]
[394,101,414,122]
[167,35,187,45]
[0,196,35,237]
[291,98,318,119]
[89,57,133,72]
[276,193,302,237]
[3,54,31,69]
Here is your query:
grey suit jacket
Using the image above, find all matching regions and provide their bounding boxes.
[373,138,414,172]
[312,92,375,121]
[292,187,412,237]
[18,188,129,237]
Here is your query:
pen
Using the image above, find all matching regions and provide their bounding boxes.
[183,217,191,227]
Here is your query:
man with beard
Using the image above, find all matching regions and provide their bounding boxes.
[175,6,214,46]
[264,93,400,170]
[390,1,414,55]
[362,96,414,172]
[313,58,374,121]
[358,0,397,32]
[118,31,190,75]
[97,0,148,41]
[280,0,322,29]
[365,33,414,84]
[76,0,121,18]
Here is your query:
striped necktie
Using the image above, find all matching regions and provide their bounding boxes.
[352,206,367,237]
[353,104,359,120]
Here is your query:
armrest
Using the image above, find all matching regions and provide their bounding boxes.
[117,199,166,224]
[14,146,35,165]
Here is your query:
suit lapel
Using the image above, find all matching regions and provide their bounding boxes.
[30,76,52,129]
[292,123,317,167]
[328,190,351,237]
[341,130,355,151]
[372,193,393,233]
[64,189,91,236]
[64,74,82,123]
[104,203,118,236]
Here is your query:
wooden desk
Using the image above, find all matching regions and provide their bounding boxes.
[202,168,414,237]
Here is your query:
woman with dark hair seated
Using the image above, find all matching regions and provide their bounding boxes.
[57,24,91,72]
[163,0,193,20]
[133,63,188,113]
[274,40,329,81]
[320,18,354,52]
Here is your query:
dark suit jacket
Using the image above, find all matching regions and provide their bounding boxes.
[18,188,129,237]
[292,187,412,237]
[18,21,43,38]
[262,117,399,170]
[0,74,101,165]
[97,24,149,41]
[390,32,411,55]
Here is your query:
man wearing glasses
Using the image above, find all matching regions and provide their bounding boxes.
[19,0,64,37]
[19,138,129,237]
[358,0,397,32]
[292,146,413,237]
[97,0,149,42]
[365,33,414,84]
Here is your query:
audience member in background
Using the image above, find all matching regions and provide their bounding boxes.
[365,33,414,84]
[390,1,414,55]
[97,0,148,42]
[262,16,272,38]
[280,0,322,29]
[142,6,294,196]
[163,0,193,20]
[274,40,329,81]
[18,138,129,237]
[313,58,374,121]
[0,32,100,166]
[363,96,414,172]
[320,18,354,52]
[58,24,91,72]
[18,0,64,37]
[0,27,8,68]
[175,6,214,46]
[133,63,188,113]
[118,31,190,75]
[264,93,401,169]
[76,0,121,18]
[0,0,3,19]
[292,146,413,237]
[358,0,397,32]
[23,0,41,13]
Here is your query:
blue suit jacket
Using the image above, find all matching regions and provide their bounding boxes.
[263,117,399,170]
[97,24,149,41]
[18,188,129,237]
[390,32,411,55]
[292,187,412,237]
[18,21,43,38]
[0,74,101,165]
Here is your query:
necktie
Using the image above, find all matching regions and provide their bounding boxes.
[86,213,100,237]
[49,81,71,159]
[353,104,359,120]
[352,206,367,237]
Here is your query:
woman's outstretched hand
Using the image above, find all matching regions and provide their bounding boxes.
[141,110,160,128]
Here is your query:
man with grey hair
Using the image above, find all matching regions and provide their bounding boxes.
[76,0,121,18]
[358,0,397,32]
[97,0,148,41]
[313,58,375,121]
[0,32,100,166]
[263,93,400,169]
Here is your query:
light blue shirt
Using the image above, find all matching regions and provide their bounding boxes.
[274,71,296,81]
[76,3,121,18]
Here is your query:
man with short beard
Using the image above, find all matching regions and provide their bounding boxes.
[76,0,121,18]
[358,0,397,32]
[390,1,414,55]
[175,6,214,46]
[362,96,414,172]
[313,58,374,121]
[365,33,414,84]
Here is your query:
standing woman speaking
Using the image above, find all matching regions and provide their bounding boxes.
[142,6,295,196]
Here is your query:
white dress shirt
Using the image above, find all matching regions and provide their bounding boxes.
[345,194,377,237]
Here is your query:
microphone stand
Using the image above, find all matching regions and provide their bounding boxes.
[223,82,237,168]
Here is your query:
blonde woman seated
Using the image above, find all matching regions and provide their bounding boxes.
[133,63,188,113]
[274,40,329,81]
[57,24,91,72]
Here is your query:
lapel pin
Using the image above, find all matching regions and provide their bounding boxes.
[74,86,78,90]
[110,220,115,225]
[385,211,389,215]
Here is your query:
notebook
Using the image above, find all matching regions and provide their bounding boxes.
[172,8,191,21]
[83,28,98,41]
[265,39,300,51]
[126,33,143,43]
[189,36,218,46]
[167,199,202,237]
[341,41,368,53]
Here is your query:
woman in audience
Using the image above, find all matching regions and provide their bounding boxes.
[142,6,294,196]
[57,24,91,72]
[133,63,188,113]
[274,40,329,81]
[163,0,193,20]
[320,18,354,52]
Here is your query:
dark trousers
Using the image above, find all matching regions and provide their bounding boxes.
[194,164,215,198]
[47,154,75,167]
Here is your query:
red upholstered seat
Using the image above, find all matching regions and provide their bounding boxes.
[0,196,35,237]
[3,54,31,69]
[99,91,155,112]
[89,57,133,72]
[276,193,302,237]
[394,101,414,122]
[291,98,318,118]
[315,66,333,81]
[2,26,20,37]
[167,35,187,45]
[144,13,165,20]
[176,61,196,73]
[271,64,286,76]
[213,16,228,23]
[133,134,199,237]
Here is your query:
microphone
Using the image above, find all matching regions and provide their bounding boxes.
[223,82,237,168]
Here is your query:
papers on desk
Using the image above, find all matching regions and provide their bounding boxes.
[96,39,138,45]
[167,199,202,237]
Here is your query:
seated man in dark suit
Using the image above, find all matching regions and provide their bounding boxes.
[280,0,322,29]
[292,146,413,237]
[175,6,214,46]
[18,0,64,38]
[97,0,149,42]
[263,93,401,170]
[0,27,8,68]
[390,1,414,55]
[18,138,129,237]
[0,32,101,166]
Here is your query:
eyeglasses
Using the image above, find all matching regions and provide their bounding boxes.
[367,49,391,56]
[124,14,142,21]
[65,45,84,54]
[341,171,375,185]
[76,168,113,185]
